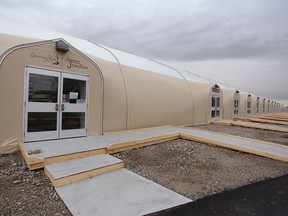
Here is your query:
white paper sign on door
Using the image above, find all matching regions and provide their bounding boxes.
[69,92,78,99]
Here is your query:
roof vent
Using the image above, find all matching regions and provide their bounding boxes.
[56,41,69,52]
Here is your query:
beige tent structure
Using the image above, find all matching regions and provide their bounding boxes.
[275,102,278,112]
[0,21,285,153]
[262,98,266,114]
[275,101,279,112]
[275,103,279,112]
[265,99,269,113]
[239,92,251,117]
[0,21,226,152]
[175,70,218,125]
[207,81,236,120]
[277,103,283,112]
[256,96,261,115]
[272,101,277,113]
[275,102,280,112]
[258,97,263,114]
[209,84,223,122]
[250,94,258,116]
[271,101,274,112]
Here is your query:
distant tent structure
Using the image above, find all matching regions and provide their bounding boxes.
[239,92,251,117]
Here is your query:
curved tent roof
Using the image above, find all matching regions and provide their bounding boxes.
[0,19,206,82]
[0,19,116,63]
[178,70,213,84]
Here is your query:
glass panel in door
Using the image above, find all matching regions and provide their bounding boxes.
[62,112,85,130]
[24,67,60,142]
[211,96,221,120]
[211,97,215,119]
[60,73,88,138]
[216,97,220,107]
[28,112,57,132]
[28,73,58,103]
[215,97,221,118]
[233,99,239,117]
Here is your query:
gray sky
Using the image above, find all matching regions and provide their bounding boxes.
[0,0,287,105]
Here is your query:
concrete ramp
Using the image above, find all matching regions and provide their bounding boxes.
[255,115,288,122]
[249,117,288,126]
[56,168,191,216]
[212,120,288,133]
[178,128,288,162]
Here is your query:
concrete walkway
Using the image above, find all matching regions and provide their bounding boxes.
[56,168,191,216]
[212,120,288,133]
[23,127,180,160]
[249,117,288,126]
[23,126,288,164]
[178,127,288,161]
[21,126,288,215]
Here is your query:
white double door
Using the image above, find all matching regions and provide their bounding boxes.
[211,96,221,120]
[233,99,239,118]
[24,67,89,142]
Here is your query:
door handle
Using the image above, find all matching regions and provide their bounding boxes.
[61,104,65,111]
[55,104,59,111]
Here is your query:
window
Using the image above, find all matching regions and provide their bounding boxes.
[29,73,58,103]
[247,101,251,115]
[212,97,215,107]
[234,99,239,116]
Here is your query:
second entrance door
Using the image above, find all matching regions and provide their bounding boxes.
[211,96,221,120]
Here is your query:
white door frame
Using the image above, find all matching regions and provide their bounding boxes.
[23,66,89,142]
[233,99,239,118]
[24,67,61,142]
[247,98,252,115]
[256,98,260,114]
[211,95,221,121]
[60,72,89,139]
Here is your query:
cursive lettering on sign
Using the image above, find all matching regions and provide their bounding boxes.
[66,57,88,70]
[30,52,59,65]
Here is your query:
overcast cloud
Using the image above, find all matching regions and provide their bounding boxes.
[0,0,287,104]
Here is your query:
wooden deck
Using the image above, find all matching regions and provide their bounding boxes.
[20,126,288,171]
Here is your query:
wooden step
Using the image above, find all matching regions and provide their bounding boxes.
[44,154,124,187]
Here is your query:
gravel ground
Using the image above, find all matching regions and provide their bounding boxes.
[0,151,71,216]
[116,129,288,201]
[1,125,288,215]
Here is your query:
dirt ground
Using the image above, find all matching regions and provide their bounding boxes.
[1,125,288,215]
[0,151,71,216]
